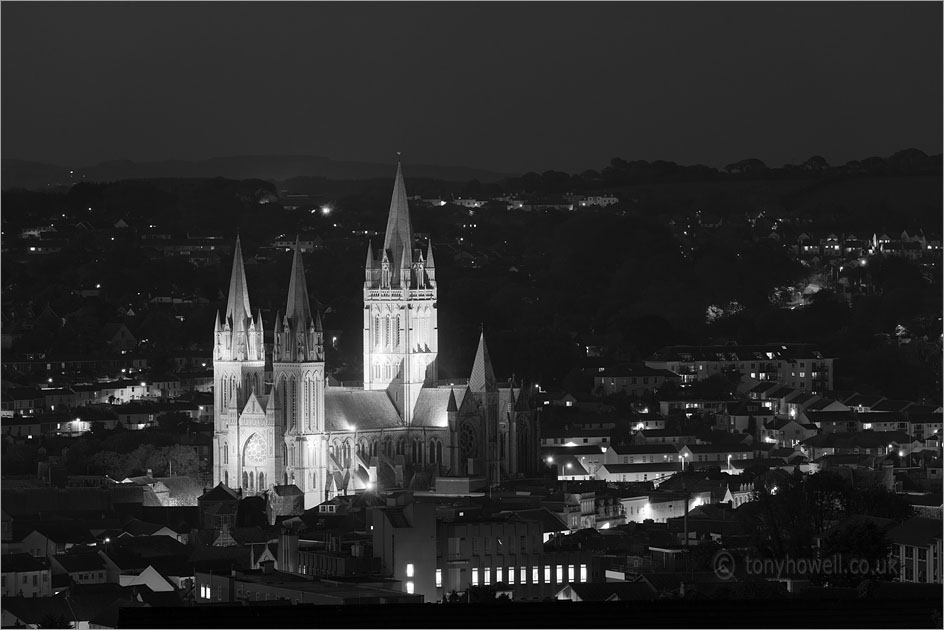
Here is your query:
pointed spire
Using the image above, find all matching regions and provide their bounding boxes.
[225,236,252,326]
[469,329,497,392]
[426,241,436,268]
[314,309,323,332]
[447,387,458,412]
[383,163,414,284]
[364,240,374,269]
[285,236,312,329]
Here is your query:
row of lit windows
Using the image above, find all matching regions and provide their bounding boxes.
[462,564,588,588]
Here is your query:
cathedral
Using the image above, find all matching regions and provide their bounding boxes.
[212,165,538,508]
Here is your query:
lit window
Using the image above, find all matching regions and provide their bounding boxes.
[507,568,515,585]
[569,564,575,581]
[496,568,503,583]
[406,581,414,594]
[521,567,528,584]
[435,569,442,588]
[532,567,539,584]
[472,568,479,586]
[544,565,551,583]
[580,564,588,582]
[406,563,414,578]
[556,565,564,583]
[483,568,491,585]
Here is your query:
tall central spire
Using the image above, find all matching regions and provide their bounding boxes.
[285,237,312,329]
[383,163,414,285]
[225,235,252,327]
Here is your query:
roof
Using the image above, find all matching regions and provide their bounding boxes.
[52,551,107,573]
[844,394,886,407]
[888,517,943,548]
[498,508,568,533]
[1,553,49,573]
[636,429,695,438]
[608,444,679,455]
[563,581,657,601]
[199,483,239,502]
[805,410,859,423]
[600,463,679,474]
[749,382,782,395]
[871,399,913,413]
[681,443,753,454]
[469,332,497,393]
[411,386,466,428]
[598,364,679,379]
[324,387,402,431]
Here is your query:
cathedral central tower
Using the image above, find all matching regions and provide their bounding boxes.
[363,163,438,424]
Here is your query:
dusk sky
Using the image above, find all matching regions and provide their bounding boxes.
[2,1,941,174]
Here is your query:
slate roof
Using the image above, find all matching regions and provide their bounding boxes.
[599,462,679,474]
[871,399,913,413]
[888,517,944,548]
[324,387,401,431]
[52,551,107,573]
[608,444,679,455]
[411,386,467,428]
[563,581,657,601]
[1,552,49,573]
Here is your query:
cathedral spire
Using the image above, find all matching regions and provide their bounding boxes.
[426,240,436,268]
[383,163,414,285]
[225,235,252,327]
[469,329,497,392]
[364,240,374,270]
[285,236,312,329]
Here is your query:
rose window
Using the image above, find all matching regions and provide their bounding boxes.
[245,434,267,465]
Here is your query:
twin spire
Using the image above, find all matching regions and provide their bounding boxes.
[225,235,252,328]
[285,236,313,330]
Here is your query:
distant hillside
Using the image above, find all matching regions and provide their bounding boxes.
[0,155,511,190]
[1,159,72,190]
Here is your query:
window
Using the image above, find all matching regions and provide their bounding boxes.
[406,563,414,578]
[435,569,442,588]
[532,566,539,584]
[483,567,491,585]
[580,564,588,582]
[496,568,503,583]
[507,568,514,585]
[472,568,479,586]
[406,581,414,594]
[569,564,575,581]
[544,565,551,583]
[556,565,564,583]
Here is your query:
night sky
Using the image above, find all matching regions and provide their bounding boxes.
[2,1,941,174]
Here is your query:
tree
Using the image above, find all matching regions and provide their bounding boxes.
[802,156,829,172]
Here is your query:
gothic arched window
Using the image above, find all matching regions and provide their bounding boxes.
[459,423,478,458]
[396,315,401,349]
